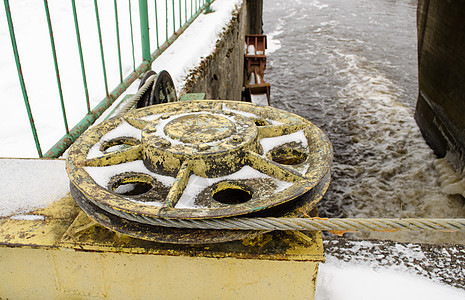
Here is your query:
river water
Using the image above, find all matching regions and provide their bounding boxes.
[263,0,465,244]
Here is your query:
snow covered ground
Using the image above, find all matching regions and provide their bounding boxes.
[319,238,465,299]
[317,255,465,300]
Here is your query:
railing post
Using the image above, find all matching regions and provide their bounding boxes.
[205,0,212,13]
[43,0,69,134]
[3,0,43,157]
[139,0,151,61]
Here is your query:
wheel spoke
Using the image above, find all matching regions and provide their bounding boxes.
[245,150,306,182]
[257,123,306,138]
[79,144,143,167]
[123,116,149,130]
[164,160,192,208]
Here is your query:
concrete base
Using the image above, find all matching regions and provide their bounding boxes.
[0,195,324,299]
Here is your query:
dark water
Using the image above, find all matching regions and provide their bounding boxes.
[263,0,465,243]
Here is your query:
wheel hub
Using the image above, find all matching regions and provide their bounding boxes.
[163,113,236,143]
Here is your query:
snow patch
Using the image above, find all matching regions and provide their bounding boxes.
[316,256,465,300]
[176,166,293,209]
[87,120,142,159]
[84,160,176,190]
[260,130,307,154]
[10,214,45,221]
[222,104,260,119]
[250,93,268,106]
[0,159,69,217]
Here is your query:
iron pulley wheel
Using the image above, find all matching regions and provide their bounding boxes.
[136,70,177,108]
[66,100,332,243]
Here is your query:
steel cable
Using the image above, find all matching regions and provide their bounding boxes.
[115,74,157,116]
[136,217,465,232]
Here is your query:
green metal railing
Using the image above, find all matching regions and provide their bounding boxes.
[3,0,213,158]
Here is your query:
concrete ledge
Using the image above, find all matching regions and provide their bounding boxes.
[182,4,245,101]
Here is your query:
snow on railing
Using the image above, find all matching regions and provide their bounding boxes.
[2,0,212,158]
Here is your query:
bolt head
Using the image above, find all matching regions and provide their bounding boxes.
[158,139,171,148]
[231,135,243,143]
[198,143,211,151]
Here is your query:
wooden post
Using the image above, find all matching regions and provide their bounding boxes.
[246,0,263,34]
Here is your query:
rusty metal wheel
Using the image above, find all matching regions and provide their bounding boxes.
[67,100,332,243]
[149,70,177,105]
[136,70,177,108]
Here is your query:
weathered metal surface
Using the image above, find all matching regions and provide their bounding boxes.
[0,195,81,247]
[67,100,332,243]
[71,183,265,244]
[136,70,177,108]
[0,192,323,259]
[70,173,329,244]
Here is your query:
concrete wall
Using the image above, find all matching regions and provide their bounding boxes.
[415,0,465,171]
[181,3,247,100]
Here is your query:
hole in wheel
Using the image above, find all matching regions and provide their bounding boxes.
[252,118,269,126]
[212,182,252,205]
[100,137,140,153]
[114,182,152,196]
[268,147,307,165]
[110,173,154,196]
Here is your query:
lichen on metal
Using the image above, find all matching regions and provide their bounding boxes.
[66,100,332,243]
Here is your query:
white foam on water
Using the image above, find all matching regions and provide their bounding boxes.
[329,50,465,243]
[266,31,282,54]
[435,156,465,198]
[308,0,328,10]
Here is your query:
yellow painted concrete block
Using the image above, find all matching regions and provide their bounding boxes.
[0,247,320,299]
